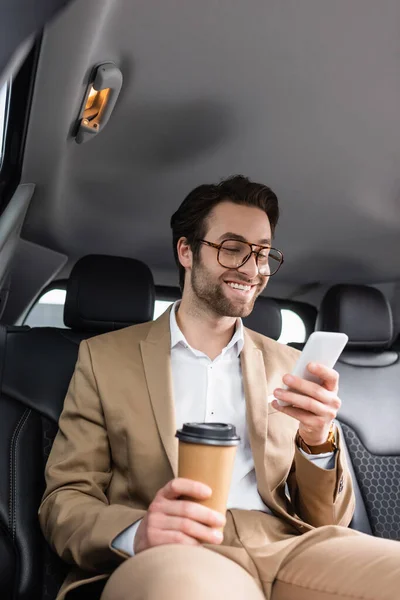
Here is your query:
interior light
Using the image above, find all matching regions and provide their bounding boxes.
[85,86,99,110]
[83,87,110,119]
[88,86,97,100]
[75,63,123,144]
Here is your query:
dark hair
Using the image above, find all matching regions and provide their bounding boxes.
[170,175,279,291]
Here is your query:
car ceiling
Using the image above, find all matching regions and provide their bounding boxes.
[14,0,400,303]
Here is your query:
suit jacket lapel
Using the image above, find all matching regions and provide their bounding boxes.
[240,329,272,503]
[140,309,178,477]
[241,328,291,514]
[241,329,305,522]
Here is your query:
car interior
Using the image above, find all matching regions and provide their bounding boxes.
[0,1,400,599]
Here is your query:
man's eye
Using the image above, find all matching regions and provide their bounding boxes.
[223,246,241,253]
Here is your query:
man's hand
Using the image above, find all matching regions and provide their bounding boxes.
[134,478,226,554]
[272,362,341,446]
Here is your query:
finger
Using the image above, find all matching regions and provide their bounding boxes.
[307,363,339,392]
[147,528,202,548]
[274,389,334,416]
[280,375,335,405]
[272,400,332,427]
[161,498,226,528]
[149,513,224,545]
[161,478,212,501]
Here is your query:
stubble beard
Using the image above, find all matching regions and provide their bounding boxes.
[190,258,266,318]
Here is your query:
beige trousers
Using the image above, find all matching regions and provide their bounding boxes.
[101,513,400,600]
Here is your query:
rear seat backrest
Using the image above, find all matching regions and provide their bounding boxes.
[64,254,155,332]
[317,284,400,540]
[0,255,155,600]
[242,297,282,340]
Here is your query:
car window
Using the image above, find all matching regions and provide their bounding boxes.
[24,289,67,328]
[24,292,176,328]
[24,291,175,328]
[279,309,306,345]
[0,81,9,168]
[24,292,306,344]
[153,300,174,320]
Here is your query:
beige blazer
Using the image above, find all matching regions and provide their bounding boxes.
[39,309,355,599]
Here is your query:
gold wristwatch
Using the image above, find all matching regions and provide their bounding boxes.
[296,422,337,455]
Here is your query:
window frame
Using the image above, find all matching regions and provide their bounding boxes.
[0,39,41,216]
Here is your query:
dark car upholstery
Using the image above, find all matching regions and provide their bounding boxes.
[0,255,155,600]
[242,297,282,340]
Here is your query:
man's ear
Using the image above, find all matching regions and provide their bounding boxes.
[177,237,193,269]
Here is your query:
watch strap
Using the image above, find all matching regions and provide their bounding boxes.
[297,423,337,455]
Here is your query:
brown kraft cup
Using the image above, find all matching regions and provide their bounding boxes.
[176,423,240,522]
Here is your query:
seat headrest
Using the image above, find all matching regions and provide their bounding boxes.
[64,255,155,333]
[316,284,393,350]
[243,297,282,340]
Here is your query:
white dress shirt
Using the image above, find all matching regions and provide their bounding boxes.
[113,302,335,555]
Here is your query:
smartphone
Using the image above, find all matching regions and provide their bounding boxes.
[277,331,349,407]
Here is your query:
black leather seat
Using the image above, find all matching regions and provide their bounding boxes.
[242,297,282,340]
[391,333,400,352]
[316,284,400,539]
[0,255,155,600]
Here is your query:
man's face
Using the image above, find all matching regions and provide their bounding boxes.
[189,201,272,318]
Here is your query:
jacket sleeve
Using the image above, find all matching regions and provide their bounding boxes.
[38,340,146,572]
[287,427,355,528]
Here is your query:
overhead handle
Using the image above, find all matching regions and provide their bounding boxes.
[75,62,123,144]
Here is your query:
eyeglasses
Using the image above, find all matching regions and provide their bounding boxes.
[199,239,284,277]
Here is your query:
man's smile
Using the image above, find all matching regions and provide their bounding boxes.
[224,279,258,297]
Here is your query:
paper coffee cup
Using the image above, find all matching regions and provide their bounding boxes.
[175,423,240,520]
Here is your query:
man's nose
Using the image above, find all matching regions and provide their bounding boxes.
[237,252,259,279]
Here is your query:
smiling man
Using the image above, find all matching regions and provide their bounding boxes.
[170,194,281,360]
[40,176,400,600]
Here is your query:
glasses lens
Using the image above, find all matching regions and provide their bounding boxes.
[219,241,282,276]
[257,248,283,276]
[219,240,251,269]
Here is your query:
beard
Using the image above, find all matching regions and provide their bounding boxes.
[190,256,266,318]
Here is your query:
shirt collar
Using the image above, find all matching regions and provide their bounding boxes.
[169,300,244,357]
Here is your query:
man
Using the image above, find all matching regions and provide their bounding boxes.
[39,175,400,600]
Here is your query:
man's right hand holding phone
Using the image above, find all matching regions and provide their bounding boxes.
[134,478,226,554]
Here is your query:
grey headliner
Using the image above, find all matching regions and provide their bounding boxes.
[16,0,400,300]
